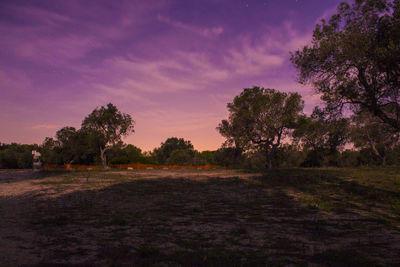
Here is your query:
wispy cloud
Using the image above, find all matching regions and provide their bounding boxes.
[225,46,284,75]
[223,22,311,76]
[3,4,73,27]
[94,83,157,106]
[157,15,223,37]
[99,52,230,94]
[0,2,166,68]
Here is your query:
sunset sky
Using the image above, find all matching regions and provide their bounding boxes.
[0,0,344,151]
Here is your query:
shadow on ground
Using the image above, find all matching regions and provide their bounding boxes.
[0,170,72,184]
[1,170,400,266]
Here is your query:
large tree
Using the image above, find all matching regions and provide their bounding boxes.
[81,103,135,167]
[351,110,400,165]
[291,0,400,131]
[41,127,103,165]
[218,87,303,169]
[293,107,350,166]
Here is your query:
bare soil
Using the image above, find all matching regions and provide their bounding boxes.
[0,169,400,266]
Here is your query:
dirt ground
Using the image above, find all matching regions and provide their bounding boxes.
[0,169,400,266]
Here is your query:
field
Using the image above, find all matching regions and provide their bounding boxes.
[1,168,400,266]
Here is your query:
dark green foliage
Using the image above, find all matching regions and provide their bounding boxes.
[81,103,135,167]
[358,148,386,166]
[351,110,400,165]
[294,107,350,167]
[40,137,63,165]
[166,149,194,166]
[243,150,266,170]
[192,151,209,166]
[0,143,38,169]
[301,149,329,167]
[338,150,360,167]
[39,103,135,167]
[40,129,101,165]
[196,150,215,164]
[153,137,195,165]
[275,145,307,168]
[213,147,244,168]
[243,147,304,170]
[108,144,147,164]
[291,0,400,131]
[218,86,304,169]
[386,146,400,165]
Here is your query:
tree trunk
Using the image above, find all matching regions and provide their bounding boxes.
[381,156,386,166]
[366,130,386,166]
[267,131,282,170]
[100,147,108,168]
[265,150,273,169]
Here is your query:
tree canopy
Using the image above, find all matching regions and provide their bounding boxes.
[293,108,350,166]
[291,0,400,131]
[153,137,195,165]
[218,87,304,169]
[81,103,135,167]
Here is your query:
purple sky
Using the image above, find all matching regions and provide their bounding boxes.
[0,0,343,151]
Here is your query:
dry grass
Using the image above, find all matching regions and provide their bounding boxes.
[0,168,400,266]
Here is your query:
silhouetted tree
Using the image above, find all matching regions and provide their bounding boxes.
[55,126,77,164]
[213,147,244,168]
[81,103,135,167]
[153,137,195,165]
[294,108,350,166]
[291,0,400,132]
[107,144,146,164]
[218,87,303,169]
[0,143,39,169]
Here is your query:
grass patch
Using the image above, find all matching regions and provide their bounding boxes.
[38,177,79,185]
[260,167,400,224]
[297,193,337,211]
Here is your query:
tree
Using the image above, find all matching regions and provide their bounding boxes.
[0,143,37,169]
[107,144,145,164]
[291,0,400,132]
[218,87,304,169]
[213,147,244,168]
[81,103,135,167]
[153,137,194,165]
[40,137,63,165]
[195,150,215,165]
[41,127,102,165]
[166,149,194,166]
[55,127,77,164]
[293,107,350,166]
[351,110,400,165]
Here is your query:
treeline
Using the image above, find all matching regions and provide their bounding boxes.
[2,134,400,170]
[0,143,39,169]
[0,138,249,169]
[1,100,399,169]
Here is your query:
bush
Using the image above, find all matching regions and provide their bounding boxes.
[0,143,37,169]
[166,149,194,166]
[338,150,360,167]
